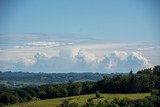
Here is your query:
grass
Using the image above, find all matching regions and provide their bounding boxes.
[5,93,150,107]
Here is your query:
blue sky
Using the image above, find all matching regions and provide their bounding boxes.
[0,0,160,41]
[0,0,160,73]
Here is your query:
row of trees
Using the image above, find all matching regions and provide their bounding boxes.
[95,65,160,93]
[0,65,160,105]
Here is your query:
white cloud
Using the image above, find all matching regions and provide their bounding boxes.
[109,51,128,60]
[9,49,152,73]
[101,51,152,72]
[19,58,35,66]
[70,42,138,51]
[34,53,49,60]
[75,49,97,63]
[127,51,152,69]
[0,35,158,73]
[24,41,60,47]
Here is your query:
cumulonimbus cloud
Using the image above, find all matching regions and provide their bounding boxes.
[13,49,152,73]
[0,36,157,73]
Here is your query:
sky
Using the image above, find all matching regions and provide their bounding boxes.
[0,0,160,73]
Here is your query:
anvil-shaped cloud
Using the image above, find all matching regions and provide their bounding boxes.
[0,34,159,73]
[12,50,151,73]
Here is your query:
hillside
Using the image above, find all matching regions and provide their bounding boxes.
[5,93,150,107]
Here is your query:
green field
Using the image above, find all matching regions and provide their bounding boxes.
[5,93,150,107]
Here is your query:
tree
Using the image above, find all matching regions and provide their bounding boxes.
[58,87,68,97]
[81,81,94,94]
[151,89,159,96]
[153,65,160,76]
[129,69,133,75]
[153,65,160,93]
[37,91,46,99]
[0,92,18,104]
[45,86,60,98]
[67,82,82,96]
[15,89,32,101]
[158,89,160,97]
[137,68,152,75]
[0,92,10,104]
[8,94,19,104]
[0,85,9,93]
[23,88,36,97]
[95,91,100,98]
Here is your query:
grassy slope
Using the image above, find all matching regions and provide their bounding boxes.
[6,93,150,107]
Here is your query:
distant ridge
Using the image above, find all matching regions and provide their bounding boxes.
[0,71,127,88]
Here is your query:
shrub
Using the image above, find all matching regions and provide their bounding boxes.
[69,102,79,107]
[83,98,95,107]
[118,98,132,106]
[0,103,4,107]
[57,99,69,107]
[96,100,104,107]
[133,98,154,107]
[151,89,159,96]
[95,91,100,98]
[57,99,79,107]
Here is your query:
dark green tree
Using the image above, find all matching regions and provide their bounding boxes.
[37,91,46,99]
[95,91,100,98]
[15,89,32,101]
[67,82,82,96]
[151,89,159,96]
[0,92,10,104]
[23,88,36,97]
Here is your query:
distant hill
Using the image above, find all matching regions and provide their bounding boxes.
[0,71,127,88]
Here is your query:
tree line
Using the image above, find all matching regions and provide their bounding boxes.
[0,65,160,106]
